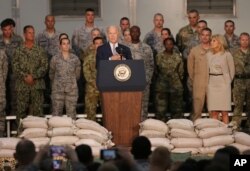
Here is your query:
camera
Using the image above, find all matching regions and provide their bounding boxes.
[50,146,65,170]
[100,149,118,161]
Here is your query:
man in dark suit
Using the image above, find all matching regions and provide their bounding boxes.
[96,25,132,68]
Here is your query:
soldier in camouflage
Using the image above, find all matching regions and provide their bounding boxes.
[0,18,23,116]
[72,8,105,58]
[36,15,61,108]
[83,37,104,121]
[12,25,48,124]
[50,38,81,119]
[155,38,184,121]
[176,9,199,113]
[224,20,240,52]
[230,32,250,129]
[183,20,207,60]
[127,26,154,121]
[143,13,164,58]
[72,8,105,106]
[0,49,8,137]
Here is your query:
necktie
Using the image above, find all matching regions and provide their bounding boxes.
[112,44,117,55]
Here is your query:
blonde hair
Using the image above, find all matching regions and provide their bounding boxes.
[211,34,228,53]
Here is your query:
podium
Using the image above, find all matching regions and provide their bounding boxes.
[97,60,146,146]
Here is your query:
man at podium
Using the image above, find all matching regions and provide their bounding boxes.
[96,25,132,67]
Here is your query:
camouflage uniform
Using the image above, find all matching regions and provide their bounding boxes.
[127,42,154,121]
[36,30,61,107]
[0,50,8,136]
[232,48,250,127]
[143,30,162,57]
[176,25,197,112]
[0,34,23,115]
[224,34,240,52]
[155,51,184,120]
[50,52,81,119]
[83,49,99,121]
[72,25,104,106]
[12,44,48,123]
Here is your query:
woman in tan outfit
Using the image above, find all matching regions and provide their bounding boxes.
[206,34,235,124]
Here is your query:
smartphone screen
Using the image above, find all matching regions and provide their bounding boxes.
[100,149,117,161]
[50,146,65,170]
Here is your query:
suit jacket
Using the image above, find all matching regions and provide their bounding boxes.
[96,42,132,68]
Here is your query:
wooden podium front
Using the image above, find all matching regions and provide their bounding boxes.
[101,91,142,146]
[97,60,146,147]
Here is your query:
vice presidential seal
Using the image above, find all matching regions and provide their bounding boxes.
[114,64,131,82]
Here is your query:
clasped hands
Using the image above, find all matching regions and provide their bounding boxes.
[24,74,36,86]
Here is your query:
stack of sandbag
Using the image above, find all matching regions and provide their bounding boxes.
[20,116,49,150]
[0,138,20,157]
[168,119,202,155]
[230,132,250,153]
[139,119,173,151]
[74,118,113,156]
[195,118,233,155]
[48,116,79,147]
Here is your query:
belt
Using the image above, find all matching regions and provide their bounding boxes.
[209,73,223,76]
[235,74,250,79]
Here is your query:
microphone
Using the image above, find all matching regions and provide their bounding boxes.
[115,46,124,60]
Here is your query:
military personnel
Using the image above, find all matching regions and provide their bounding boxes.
[0,18,23,116]
[50,38,81,119]
[12,25,48,124]
[127,26,154,121]
[155,38,184,121]
[119,17,130,42]
[120,28,131,46]
[72,8,105,57]
[224,20,240,52]
[176,9,200,55]
[143,13,164,57]
[176,9,200,113]
[72,8,105,106]
[0,49,8,137]
[83,37,104,121]
[187,28,212,121]
[183,20,208,59]
[230,32,250,129]
[155,28,179,54]
[36,15,61,108]
[82,28,102,60]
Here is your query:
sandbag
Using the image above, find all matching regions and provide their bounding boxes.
[170,128,197,138]
[203,135,234,147]
[139,119,169,133]
[75,119,109,135]
[75,129,109,143]
[139,130,167,138]
[50,136,79,145]
[194,118,227,130]
[171,138,202,148]
[0,138,20,150]
[0,149,15,157]
[48,116,74,128]
[28,137,50,148]
[21,116,48,129]
[47,127,75,137]
[167,119,194,131]
[75,139,103,147]
[19,128,47,138]
[230,143,250,154]
[197,127,232,139]
[234,132,250,146]
[199,146,224,154]
[148,138,174,150]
